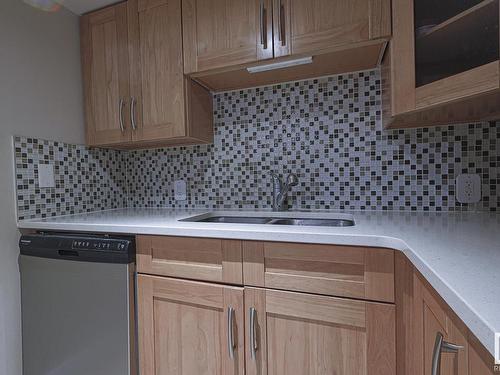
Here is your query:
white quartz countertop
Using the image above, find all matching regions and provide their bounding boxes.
[18,208,500,355]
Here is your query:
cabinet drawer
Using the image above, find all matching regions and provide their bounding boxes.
[137,236,243,284]
[243,241,394,302]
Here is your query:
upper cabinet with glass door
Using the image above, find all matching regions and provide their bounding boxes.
[415,0,499,89]
[384,0,500,128]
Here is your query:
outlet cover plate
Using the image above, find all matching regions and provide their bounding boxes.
[174,180,187,201]
[456,173,481,204]
[38,164,55,188]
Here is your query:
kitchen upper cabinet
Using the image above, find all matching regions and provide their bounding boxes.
[80,0,213,149]
[245,287,396,375]
[182,0,273,73]
[128,0,186,141]
[185,0,391,91]
[273,0,392,58]
[137,275,245,375]
[384,0,500,128]
[80,4,131,146]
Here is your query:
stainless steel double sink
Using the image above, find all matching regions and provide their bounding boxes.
[182,214,355,227]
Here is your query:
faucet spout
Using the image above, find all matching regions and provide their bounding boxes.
[269,172,298,211]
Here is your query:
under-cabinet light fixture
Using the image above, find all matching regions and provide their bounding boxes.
[246,56,313,73]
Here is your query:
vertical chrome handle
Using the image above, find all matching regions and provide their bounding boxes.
[130,97,137,131]
[259,0,267,49]
[279,0,285,46]
[227,307,236,359]
[249,307,258,360]
[431,332,463,375]
[119,98,125,132]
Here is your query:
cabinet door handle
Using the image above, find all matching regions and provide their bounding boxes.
[249,307,258,360]
[260,0,267,49]
[431,332,464,375]
[278,0,285,46]
[227,307,236,359]
[130,97,137,131]
[119,98,125,132]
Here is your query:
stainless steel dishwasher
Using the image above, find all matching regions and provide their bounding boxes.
[19,232,137,375]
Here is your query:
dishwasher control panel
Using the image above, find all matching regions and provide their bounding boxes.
[20,233,135,264]
[71,239,129,252]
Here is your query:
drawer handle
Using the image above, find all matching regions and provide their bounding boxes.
[431,332,464,375]
[227,307,236,359]
[249,307,258,360]
[259,0,267,49]
[278,0,285,46]
[130,96,137,131]
[119,98,125,132]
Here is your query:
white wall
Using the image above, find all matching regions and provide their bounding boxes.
[0,1,84,373]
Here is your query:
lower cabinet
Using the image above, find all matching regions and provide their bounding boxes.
[397,253,496,375]
[137,275,245,375]
[137,274,396,375]
[413,273,469,375]
[137,237,497,375]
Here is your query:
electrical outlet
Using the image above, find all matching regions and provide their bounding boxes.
[174,180,187,201]
[37,164,55,188]
[456,173,481,204]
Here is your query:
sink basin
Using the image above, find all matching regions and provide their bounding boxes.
[268,218,355,227]
[195,216,271,224]
[183,215,355,227]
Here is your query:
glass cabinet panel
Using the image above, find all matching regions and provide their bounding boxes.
[414,0,499,87]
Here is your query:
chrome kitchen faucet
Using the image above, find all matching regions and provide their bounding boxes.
[270,172,299,211]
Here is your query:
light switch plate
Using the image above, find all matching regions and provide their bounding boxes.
[456,173,481,204]
[38,164,55,188]
[174,180,187,201]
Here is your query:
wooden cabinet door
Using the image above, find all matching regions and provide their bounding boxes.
[468,335,496,375]
[182,0,274,73]
[128,0,187,142]
[81,4,131,146]
[273,0,391,58]
[138,275,245,375]
[414,273,469,375]
[245,287,396,375]
[389,0,500,120]
[137,236,243,284]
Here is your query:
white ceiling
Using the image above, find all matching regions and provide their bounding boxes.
[62,0,119,15]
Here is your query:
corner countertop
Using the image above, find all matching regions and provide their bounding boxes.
[17,208,500,356]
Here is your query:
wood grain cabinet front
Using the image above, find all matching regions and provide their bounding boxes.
[245,287,396,375]
[137,275,395,375]
[136,236,497,375]
[384,0,500,129]
[243,241,395,302]
[137,275,245,375]
[396,254,496,375]
[273,0,392,58]
[80,4,132,146]
[182,0,274,74]
[414,273,469,375]
[184,0,391,91]
[136,235,243,284]
[80,0,213,149]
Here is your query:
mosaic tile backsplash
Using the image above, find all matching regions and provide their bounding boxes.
[14,69,500,220]
[14,137,128,220]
